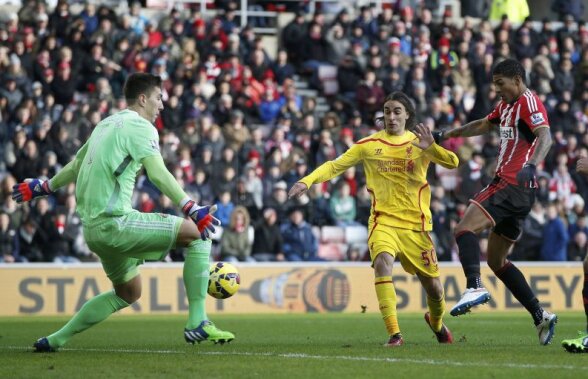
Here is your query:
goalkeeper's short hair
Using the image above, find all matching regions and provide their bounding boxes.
[123,73,162,104]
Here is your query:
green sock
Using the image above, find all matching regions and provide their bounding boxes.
[184,239,211,330]
[47,290,129,348]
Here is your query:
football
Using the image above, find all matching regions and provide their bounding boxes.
[208,262,241,299]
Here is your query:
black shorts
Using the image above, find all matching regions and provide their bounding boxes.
[470,177,535,241]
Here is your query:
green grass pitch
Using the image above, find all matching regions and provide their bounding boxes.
[0,312,586,379]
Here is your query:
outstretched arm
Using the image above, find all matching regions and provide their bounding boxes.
[443,118,494,139]
[289,144,362,199]
[12,142,89,203]
[49,141,89,190]
[412,123,459,169]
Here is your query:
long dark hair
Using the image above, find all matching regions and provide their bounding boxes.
[375,91,417,130]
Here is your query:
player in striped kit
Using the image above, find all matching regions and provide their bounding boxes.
[436,59,557,345]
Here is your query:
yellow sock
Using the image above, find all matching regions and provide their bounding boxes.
[427,294,446,332]
[375,276,400,335]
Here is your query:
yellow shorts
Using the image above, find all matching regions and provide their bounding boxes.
[368,224,439,278]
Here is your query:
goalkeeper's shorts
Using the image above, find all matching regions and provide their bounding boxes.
[83,211,184,284]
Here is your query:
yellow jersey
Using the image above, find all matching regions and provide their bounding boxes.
[299,130,459,232]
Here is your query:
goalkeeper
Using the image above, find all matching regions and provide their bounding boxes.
[13,73,234,352]
[289,92,458,346]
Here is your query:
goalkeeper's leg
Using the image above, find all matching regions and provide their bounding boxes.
[37,277,137,351]
[178,221,234,344]
[40,212,182,350]
[183,239,210,329]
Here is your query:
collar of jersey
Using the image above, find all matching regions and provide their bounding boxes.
[121,109,139,116]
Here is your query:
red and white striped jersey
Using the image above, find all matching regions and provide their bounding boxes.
[486,89,550,185]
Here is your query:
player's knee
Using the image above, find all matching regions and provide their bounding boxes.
[176,220,200,247]
[453,223,470,237]
[128,287,142,303]
[116,287,141,304]
[487,256,505,273]
[177,233,199,247]
[115,278,142,304]
[431,280,444,299]
[422,277,443,299]
[127,290,141,304]
[373,253,393,276]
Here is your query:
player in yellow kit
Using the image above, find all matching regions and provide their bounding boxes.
[289,92,459,346]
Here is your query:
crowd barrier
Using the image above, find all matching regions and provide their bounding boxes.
[0,262,583,316]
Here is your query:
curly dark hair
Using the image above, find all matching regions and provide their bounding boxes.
[492,58,526,82]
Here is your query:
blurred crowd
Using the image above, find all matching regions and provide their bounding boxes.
[0,0,587,263]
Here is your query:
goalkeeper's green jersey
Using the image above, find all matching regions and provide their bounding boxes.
[75,109,161,223]
[298,129,459,232]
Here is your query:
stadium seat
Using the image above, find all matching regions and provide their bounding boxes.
[344,225,368,245]
[312,226,321,241]
[146,0,167,9]
[317,65,339,96]
[320,226,345,243]
[322,80,339,96]
[248,225,255,244]
[318,243,347,261]
[317,65,337,81]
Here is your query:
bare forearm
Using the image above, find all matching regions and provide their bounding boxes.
[445,119,492,138]
[528,128,552,166]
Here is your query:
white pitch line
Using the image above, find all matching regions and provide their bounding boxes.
[1,346,184,355]
[1,346,585,371]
